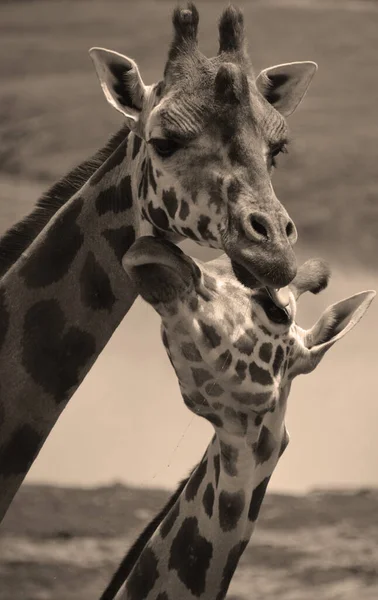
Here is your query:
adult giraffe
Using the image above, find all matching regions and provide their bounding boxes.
[0,4,317,522]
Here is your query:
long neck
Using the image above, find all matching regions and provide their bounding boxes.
[116,404,289,600]
[0,131,154,522]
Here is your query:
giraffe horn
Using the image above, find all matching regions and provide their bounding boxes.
[167,3,199,63]
[217,5,247,61]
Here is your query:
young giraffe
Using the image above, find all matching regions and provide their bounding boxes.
[100,236,375,600]
[0,4,317,522]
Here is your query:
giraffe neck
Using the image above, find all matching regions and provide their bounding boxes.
[0,130,162,522]
[116,397,289,600]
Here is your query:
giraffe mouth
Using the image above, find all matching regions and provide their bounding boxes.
[254,289,292,325]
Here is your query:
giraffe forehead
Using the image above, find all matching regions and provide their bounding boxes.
[148,74,284,148]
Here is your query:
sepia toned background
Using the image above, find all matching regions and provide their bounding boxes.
[0,1,377,599]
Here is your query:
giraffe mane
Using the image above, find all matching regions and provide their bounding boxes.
[0,125,129,279]
[99,469,195,600]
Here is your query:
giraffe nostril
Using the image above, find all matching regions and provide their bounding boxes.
[286,221,294,238]
[250,217,268,240]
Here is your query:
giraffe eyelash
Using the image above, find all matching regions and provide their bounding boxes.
[270,143,289,168]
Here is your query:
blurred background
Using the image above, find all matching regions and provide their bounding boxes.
[0,0,377,598]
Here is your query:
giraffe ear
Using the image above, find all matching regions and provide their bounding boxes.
[255,61,317,117]
[122,237,200,306]
[89,48,147,130]
[297,290,376,375]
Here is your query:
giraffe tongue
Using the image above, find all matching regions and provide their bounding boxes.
[266,286,290,309]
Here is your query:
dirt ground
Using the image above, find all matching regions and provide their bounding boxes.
[1,484,378,600]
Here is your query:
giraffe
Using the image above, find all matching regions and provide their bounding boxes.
[0,4,318,522]
[99,236,375,600]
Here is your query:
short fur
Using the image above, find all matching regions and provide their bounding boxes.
[0,125,129,278]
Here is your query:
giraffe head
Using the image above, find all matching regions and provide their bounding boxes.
[123,237,375,432]
[89,4,318,296]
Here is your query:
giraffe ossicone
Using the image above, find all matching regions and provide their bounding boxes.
[101,236,374,600]
[0,3,320,522]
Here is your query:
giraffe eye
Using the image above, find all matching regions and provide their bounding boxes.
[269,143,288,168]
[149,138,183,158]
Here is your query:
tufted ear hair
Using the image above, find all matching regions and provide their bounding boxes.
[295,290,376,376]
[122,237,200,306]
[89,48,147,132]
[255,61,317,117]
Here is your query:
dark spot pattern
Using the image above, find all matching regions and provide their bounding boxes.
[202,483,215,518]
[205,382,224,397]
[102,225,136,263]
[179,199,189,220]
[215,350,232,371]
[203,273,218,292]
[162,188,179,219]
[208,176,224,213]
[190,390,209,407]
[197,215,217,241]
[191,368,213,387]
[188,296,199,312]
[248,476,271,522]
[160,500,181,540]
[234,333,256,356]
[249,362,273,386]
[254,414,263,427]
[148,159,157,194]
[273,345,285,376]
[169,517,213,597]
[259,343,273,363]
[19,199,84,288]
[232,391,271,406]
[147,202,169,231]
[214,453,220,487]
[22,300,96,403]
[181,226,199,241]
[215,540,249,600]
[227,178,242,203]
[0,424,44,477]
[90,136,128,186]
[220,441,239,477]
[185,459,208,501]
[95,176,133,215]
[125,547,159,600]
[224,407,248,436]
[80,252,116,312]
[0,288,9,352]
[212,402,224,410]
[138,159,149,200]
[218,490,245,532]
[234,359,247,381]
[181,342,202,362]
[199,320,221,348]
[205,413,224,428]
[259,324,272,337]
[253,426,276,465]
[132,135,142,160]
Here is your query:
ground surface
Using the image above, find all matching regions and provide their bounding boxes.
[1,484,378,600]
